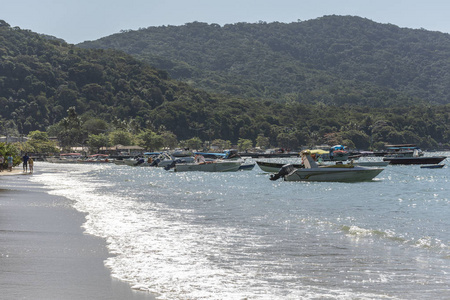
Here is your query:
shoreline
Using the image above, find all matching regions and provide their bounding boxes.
[0,168,156,299]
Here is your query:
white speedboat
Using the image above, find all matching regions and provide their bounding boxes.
[270,151,384,182]
[174,160,241,172]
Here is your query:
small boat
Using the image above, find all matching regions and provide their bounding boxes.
[374,144,424,157]
[383,149,446,165]
[270,151,384,182]
[120,152,194,167]
[256,161,303,173]
[46,153,83,163]
[193,149,241,160]
[384,156,446,165]
[78,154,111,163]
[420,164,445,169]
[174,160,241,172]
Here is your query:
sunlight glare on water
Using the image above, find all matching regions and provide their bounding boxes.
[30,155,450,299]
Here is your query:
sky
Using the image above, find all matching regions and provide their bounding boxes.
[1,0,450,44]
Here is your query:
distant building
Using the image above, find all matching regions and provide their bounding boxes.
[99,144,145,156]
[0,136,28,143]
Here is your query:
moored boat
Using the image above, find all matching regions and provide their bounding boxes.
[420,164,445,169]
[46,153,82,163]
[256,161,303,173]
[270,150,384,182]
[383,150,446,165]
[174,160,241,172]
[77,154,111,163]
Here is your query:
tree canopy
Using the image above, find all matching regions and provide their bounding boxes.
[1,19,449,150]
[80,16,450,106]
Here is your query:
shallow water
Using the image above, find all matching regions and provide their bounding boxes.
[27,154,449,299]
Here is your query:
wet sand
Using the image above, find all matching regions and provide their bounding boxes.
[0,170,156,300]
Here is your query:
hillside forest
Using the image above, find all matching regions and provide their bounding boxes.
[1,16,450,152]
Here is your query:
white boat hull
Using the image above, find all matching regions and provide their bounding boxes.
[174,161,241,172]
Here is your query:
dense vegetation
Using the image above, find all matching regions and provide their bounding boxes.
[1,18,449,151]
[80,15,450,107]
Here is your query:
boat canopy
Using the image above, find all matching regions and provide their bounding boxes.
[331,145,346,151]
[194,149,239,159]
[143,152,162,156]
[307,149,329,155]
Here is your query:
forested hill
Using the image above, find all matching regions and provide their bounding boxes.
[0,20,237,139]
[79,15,450,106]
[1,20,449,149]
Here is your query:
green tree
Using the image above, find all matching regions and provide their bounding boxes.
[160,131,178,150]
[237,138,253,152]
[109,130,133,146]
[276,132,298,150]
[82,118,109,135]
[87,133,109,153]
[255,134,270,150]
[58,107,86,150]
[211,139,231,150]
[137,129,163,151]
[183,137,203,150]
[25,130,59,154]
[0,142,21,167]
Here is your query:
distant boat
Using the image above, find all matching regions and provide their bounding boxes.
[384,156,446,165]
[46,153,82,163]
[374,144,424,157]
[78,154,111,163]
[383,149,446,165]
[353,161,389,167]
[174,160,241,172]
[270,151,384,182]
[193,149,240,160]
[420,164,445,169]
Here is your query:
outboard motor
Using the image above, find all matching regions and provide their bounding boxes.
[150,158,160,167]
[136,158,145,165]
[270,164,297,181]
[164,159,185,170]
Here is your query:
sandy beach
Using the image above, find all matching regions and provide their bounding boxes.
[0,168,156,300]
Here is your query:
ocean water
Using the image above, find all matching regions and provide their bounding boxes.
[27,154,449,299]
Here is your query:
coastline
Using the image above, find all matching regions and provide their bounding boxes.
[0,168,156,300]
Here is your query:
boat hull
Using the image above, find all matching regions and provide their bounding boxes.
[383,156,446,165]
[239,163,256,171]
[284,168,384,182]
[174,161,241,172]
[420,164,445,169]
[354,161,389,167]
[256,161,303,173]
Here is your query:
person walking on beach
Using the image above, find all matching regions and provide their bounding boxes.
[22,153,29,173]
[7,154,13,171]
[0,154,4,172]
[28,157,34,173]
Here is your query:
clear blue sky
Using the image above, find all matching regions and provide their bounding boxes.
[1,0,449,44]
